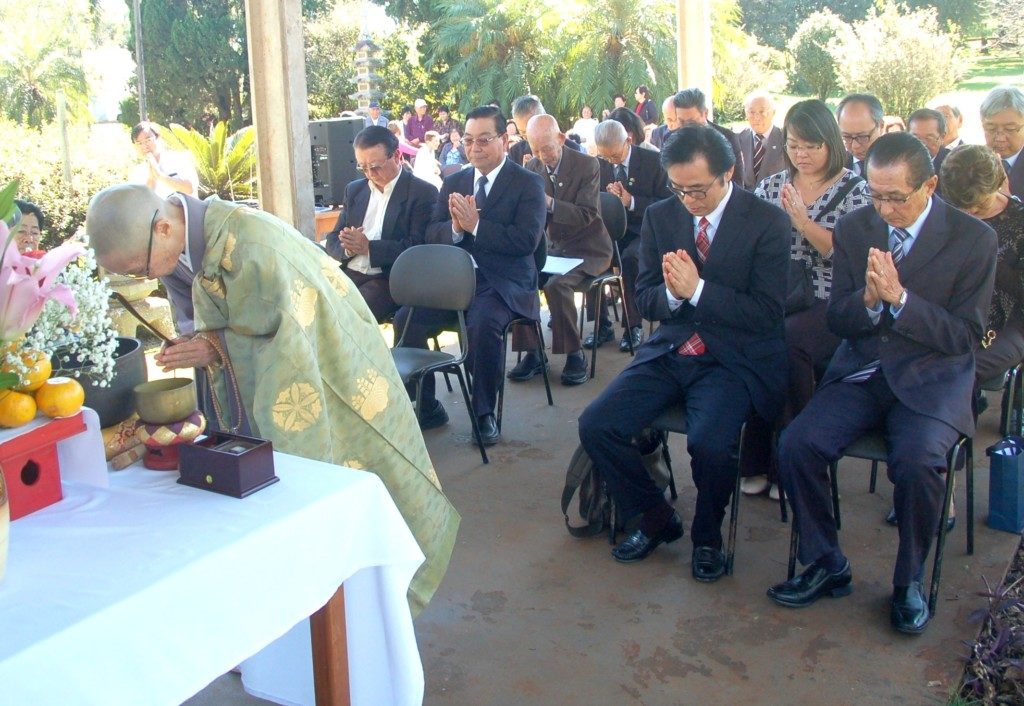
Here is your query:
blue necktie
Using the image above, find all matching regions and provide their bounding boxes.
[475,175,488,211]
[891,227,910,265]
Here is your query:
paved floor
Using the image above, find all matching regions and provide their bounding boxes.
[187,322,1020,706]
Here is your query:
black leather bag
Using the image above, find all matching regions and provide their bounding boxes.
[784,175,864,315]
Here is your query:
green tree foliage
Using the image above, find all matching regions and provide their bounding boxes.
[787,10,853,99]
[711,0,786,122]
[305,7,360,119]
[832,2,965,120]
[0,1,92,128]
[378,32,457,117]
[161,121,257,200]
[739,0,871,51]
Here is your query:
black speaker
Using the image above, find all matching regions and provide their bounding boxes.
[309,117,364,207]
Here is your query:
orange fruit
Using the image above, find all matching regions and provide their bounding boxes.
[0,389,37,428]
[34,377,85,418]
[12,351,51,393]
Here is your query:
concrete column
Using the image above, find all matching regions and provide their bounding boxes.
[244,0,315,238]
[676,0,714,118]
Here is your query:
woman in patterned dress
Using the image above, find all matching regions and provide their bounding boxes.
[740,99,871,498]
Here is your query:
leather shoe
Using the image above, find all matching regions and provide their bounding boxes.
[691,546,727,582]
[740,475,770,496]
[475,414,500,446]
[507,351,547,381]
[891,582,930,634]
[582,325,614,350]
[560,352,589,386]
[885,507,955,533]
[611,512,683,563]
[418,400,449,430]
[767,559,852,608]
[619,326,643,352]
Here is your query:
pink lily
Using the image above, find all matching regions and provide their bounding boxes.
[0,238,84,343]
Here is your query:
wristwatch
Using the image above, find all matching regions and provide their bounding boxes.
[897,289,908,308]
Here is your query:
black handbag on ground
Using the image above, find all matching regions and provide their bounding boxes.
[785,175,864,315]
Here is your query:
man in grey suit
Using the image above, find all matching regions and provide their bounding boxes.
[737,91,785,190]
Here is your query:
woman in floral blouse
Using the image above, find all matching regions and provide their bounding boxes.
[741,99,871,498]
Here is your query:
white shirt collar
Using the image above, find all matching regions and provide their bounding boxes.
[1006,145,1023,169]
[474,157,507,188]
[892,195,933,241]
[693,182,734,233]
[166,193,193,271]
[371,170,401,197]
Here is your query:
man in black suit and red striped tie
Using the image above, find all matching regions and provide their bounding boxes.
[578,125,790,582]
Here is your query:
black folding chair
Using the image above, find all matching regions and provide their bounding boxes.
[979,361,1024,437]
[390,245,489,464]
[785,431,971,614]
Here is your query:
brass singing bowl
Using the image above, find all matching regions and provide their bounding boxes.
[134,378,198,425]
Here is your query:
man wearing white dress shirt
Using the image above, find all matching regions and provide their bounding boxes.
[129,122,199,199]
[837,94,884,178]
[737,91,786,189]
[935,104,965,150]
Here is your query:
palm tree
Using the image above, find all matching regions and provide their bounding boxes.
[162,121,257,201]
[0,34,89,129]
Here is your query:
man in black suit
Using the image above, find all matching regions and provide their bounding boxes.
[395,106,547,442]
[981,86,1024,200]
[767,133,997,635]
[587,120,671,352]
[509,95,581,167]
[908,108,950,186]
[837,93,884,178]
[324,126,438,321]
[579,126,790,582]
[649,96,678,150]
[737,91,786,189]
[669,88,745,189]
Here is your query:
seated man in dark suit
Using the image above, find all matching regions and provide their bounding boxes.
[395,106,547,442]
[908,108,949,188]
[588,120,671,353]
[579,126,790,582]
[509,95,582,167]
[324,126,438,321]
[670,88,745,189]
[649,96,678,150]
[981,86,1024,200]
[508,114,612,386]
[767,133,997,635]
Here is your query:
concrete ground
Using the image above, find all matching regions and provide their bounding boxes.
[186,319,1020,706]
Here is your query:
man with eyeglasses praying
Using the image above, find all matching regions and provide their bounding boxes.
[981,85,1024,200]
[85,182,460,616]
[836,93,884,178]
[128,122,199,199]
[324,126,439,321]
[578,125,790,583]
[394,105,547,444]
[768,133,997,635]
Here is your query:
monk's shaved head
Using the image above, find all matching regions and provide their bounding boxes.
[525,114,565,168]
[526,113,560,141]
[86,184,166,272]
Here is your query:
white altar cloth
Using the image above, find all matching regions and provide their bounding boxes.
[0,454,426,706]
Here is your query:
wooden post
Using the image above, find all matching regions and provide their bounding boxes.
[132,0,147,121]
[243,0,316,238]
[56,91,72,189]
[676,0,714,118]
[309,586,350,706]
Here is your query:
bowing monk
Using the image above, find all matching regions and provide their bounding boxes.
[85,183,459,615]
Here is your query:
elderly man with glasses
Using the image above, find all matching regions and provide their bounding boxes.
[981,85,1024,199]
[324,126,439,321]
[837,93,885,178]
[768,133,997,635]
[85,182,460,617]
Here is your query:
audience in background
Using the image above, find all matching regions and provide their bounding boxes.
[572,105,599,147]
[981,86,1024,199]
[11,199,44,254]
[837,93,884,176]
[634,86,657,126]
[669,88,745,187]
[650,96,678,150]
[908,108,949,177]
[737,91,785,190]
[935,104,965,149]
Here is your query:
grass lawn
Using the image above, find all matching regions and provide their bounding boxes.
[957,54,1024,92]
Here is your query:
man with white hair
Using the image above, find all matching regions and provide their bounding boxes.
[85,183,460,616]
[588,119,671,352]
[737,91,785,189]
[406,97,435,147]
[934,104,965,150]
[981,85,1024,199]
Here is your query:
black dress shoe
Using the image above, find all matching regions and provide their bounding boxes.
[418,400,449,430]
[611,512,683,563]
[885,507,955,533]
[619,326,643,352]
[582,325,615,350]
[560,352,589,386]
[475,413,500,446]
[507,351,547,381]
[891,582,930,634]
[767,559,853,608]
[691,546,727,582]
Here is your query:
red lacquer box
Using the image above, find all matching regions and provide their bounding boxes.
[0,412,87,520]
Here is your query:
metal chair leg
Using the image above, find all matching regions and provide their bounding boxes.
[725,424,747,576]
[619,280,636,357]
[661,432,678,501]
[431,336,454,393]
[534,320,553,406]
[930,436,963,614]
[787,521,798,580]
[869,461,878,494]
[778,479,788,523]
[590,284,605,379]
[828,461,841,531]
[966,437,974,555]
[456,367,488,465]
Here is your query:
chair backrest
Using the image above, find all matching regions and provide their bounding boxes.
[389,244,476,311]
[599,191,628,243]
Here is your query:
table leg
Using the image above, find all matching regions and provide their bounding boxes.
[310,586,350,706]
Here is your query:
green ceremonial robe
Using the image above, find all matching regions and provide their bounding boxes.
[191,198,459,616]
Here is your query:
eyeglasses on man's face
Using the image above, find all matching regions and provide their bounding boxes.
[126,209,158,280]
[667,177,722,201]
[982,123,1024,138]
[864,183,924,204]
[356,161,388,173]
[462,134,501,148]
[841,130,876,145]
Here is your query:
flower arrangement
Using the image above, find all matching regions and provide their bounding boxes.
[0,180,117,415]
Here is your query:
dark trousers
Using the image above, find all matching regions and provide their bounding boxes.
[513,268,589,355]
[394,282,517,417]
[342,267,397,323]
[578,353,752,549]
[778,371,959,586]
[592,236,641,331]
[975,316,1024,384]
[741,298,840,480]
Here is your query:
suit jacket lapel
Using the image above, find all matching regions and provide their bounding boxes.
[703,189,749,269]
[350,181,371,227]
[381,171,408,240]
[481,161,513,213]
[897,197,949,281]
